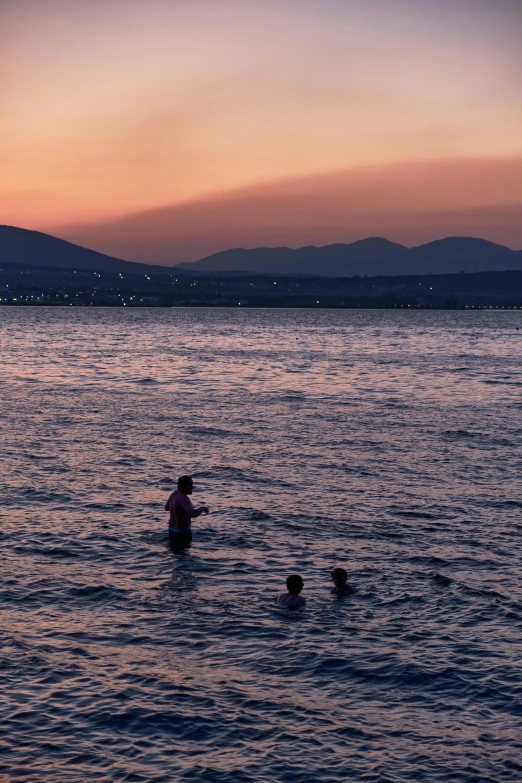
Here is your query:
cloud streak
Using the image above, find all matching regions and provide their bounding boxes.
[58,158,522,263]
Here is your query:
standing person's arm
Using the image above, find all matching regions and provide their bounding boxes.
[181,495,209,518]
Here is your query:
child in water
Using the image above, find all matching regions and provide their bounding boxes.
[331,567,355,596]
[277,574,306,610]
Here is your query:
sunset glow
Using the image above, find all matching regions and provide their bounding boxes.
[1,0,521,261]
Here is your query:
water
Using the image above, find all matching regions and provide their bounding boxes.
[1,307,522,782]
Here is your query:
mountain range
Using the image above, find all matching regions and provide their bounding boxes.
[178,237,521,276]
[1,225,521,278]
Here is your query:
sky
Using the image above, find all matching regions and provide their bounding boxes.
[1,0,521,262]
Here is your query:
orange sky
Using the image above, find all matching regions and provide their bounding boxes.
[1,0,521,261]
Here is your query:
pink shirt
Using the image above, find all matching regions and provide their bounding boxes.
[167,490,205,532]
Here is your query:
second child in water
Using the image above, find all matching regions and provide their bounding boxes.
[331,567,355,596]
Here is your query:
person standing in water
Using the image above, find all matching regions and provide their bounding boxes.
[165,475,209,549]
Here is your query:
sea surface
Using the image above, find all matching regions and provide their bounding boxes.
[1,307,522,783]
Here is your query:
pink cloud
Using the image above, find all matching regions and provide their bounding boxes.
[54,158,522,264]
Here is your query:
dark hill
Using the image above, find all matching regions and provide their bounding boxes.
[0,225,181,275]
[179,236,519,277]
[178,237,408,275]
[395,237,514,275]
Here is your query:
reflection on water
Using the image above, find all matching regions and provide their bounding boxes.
[1,308,522,782]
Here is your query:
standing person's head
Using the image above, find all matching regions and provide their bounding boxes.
[331,567,348,592]
[286,574,304,595]
[177,475,193,495]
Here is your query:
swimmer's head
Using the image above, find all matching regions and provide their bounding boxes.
[177,475,193,494]
[286,574,304,595]
[331,567,348,587]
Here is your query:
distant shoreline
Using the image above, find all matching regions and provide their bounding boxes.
[1,303,521,311]
[3,252,522,310]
